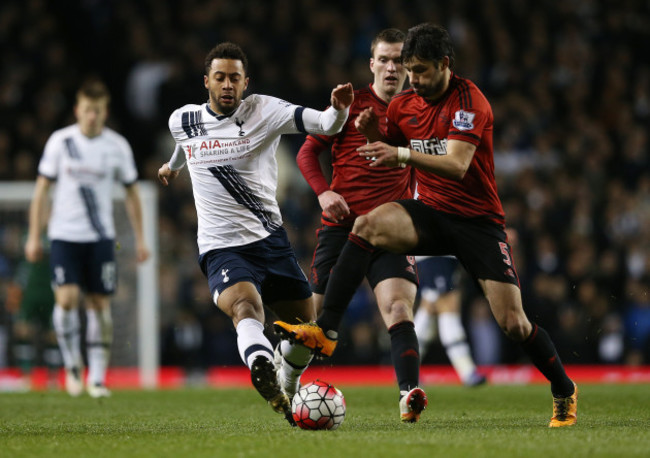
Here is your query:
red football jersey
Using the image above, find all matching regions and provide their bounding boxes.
[304,84,413,226]
[386,73,505,225]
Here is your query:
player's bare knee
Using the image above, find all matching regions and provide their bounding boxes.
[351,214,374,240]
[55,286,80,310]
[383,299,412,326]
[56,295,79,310]
[228,297,263,323]
[500,317,530,342]
[57,301,77,311]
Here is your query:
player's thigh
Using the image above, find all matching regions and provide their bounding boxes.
[217,281,265,325]
[199,248,265,319]
[354,202,418,252]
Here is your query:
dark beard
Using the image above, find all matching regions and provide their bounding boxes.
[215,101,237,116]
[413,78,446,101]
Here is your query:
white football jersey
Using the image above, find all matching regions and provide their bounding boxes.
[38,124,138,242]
[168,94,344,254]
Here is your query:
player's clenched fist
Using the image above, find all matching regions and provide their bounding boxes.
[355,107,379,138]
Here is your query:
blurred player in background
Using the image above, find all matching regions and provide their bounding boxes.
[157,42,353,426]
[25,79,150,398]
[276,23,578,427]
[414,256,486,386]
[7,233,61,389]
[293,28,427,422]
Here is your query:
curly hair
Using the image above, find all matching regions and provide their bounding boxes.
[204,42,249,76]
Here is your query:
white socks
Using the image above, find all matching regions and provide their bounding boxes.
[413,306,437,357]
[86,308,113,386]
[277,339,313,394]
[52,304,82,370]
[439,311,477,383]
[236,318,274,369]
[53,305,113,387]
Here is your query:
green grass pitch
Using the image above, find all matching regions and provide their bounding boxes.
[1,384,649,457]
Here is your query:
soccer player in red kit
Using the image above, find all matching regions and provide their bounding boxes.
[276,23,578,427]
[292,28,427,423]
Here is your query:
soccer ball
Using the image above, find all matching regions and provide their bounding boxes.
[291,380,346,430]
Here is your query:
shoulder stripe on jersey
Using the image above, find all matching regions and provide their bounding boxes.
[208,165,281,234]
[182,111,207,138]
[449,130,480,142]
[457,81,472,110]
[294,106,306,133]
[392,88,415,100]
[79,186,108,239]
[39,173,57,181]
[64,138,81,159]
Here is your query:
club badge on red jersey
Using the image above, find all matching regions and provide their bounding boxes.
[452,110,475,131]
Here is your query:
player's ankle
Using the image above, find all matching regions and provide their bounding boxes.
[325,330,338,340]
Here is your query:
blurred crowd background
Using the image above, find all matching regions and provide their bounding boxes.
[0,0,649,377]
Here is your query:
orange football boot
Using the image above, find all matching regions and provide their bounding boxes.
[273,321,337,357]
[549,383,578,427]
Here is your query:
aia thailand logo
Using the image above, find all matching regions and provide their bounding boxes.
[185,144,194,159]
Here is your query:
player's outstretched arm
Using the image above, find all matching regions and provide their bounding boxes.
[124,183,150,263]
[24,176,51,262]
[158,144,185,186]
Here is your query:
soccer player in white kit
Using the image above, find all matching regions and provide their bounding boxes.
[158,42,353,425]
[25,79,150,398]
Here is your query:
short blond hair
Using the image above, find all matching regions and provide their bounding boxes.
[370,28,406,58]
[76,78,110,103]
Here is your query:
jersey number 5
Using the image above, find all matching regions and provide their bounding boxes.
[499,242,512,266]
